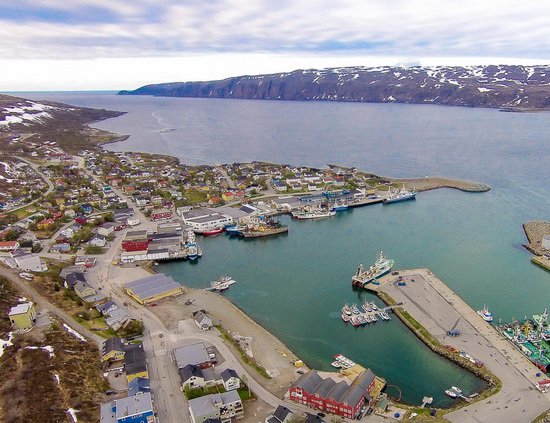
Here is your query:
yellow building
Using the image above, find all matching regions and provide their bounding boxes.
[8,302,36,330]
[101,337,126,363]
[124,274,183,305]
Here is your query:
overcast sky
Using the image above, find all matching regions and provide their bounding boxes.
[1,0,549,91]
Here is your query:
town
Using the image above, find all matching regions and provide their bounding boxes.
[0,135,412,423]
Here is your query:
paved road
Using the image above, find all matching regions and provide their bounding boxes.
[379,269,550,423]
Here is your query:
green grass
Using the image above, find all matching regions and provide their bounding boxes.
[215,325,271,379]
[237,386,254,401]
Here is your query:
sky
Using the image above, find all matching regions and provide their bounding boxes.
[1,0,549,91]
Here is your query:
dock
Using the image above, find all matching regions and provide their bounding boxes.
[371,268,550,422]
[532,255,550,271]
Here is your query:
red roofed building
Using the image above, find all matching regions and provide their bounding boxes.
[0,241,19,251]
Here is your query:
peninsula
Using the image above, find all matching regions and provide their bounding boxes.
[119,64,550,111]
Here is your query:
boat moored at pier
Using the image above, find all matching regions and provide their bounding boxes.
[352,251,395,287]
[383,186,417,204]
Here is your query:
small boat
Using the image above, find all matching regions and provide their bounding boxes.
[361,302,372,313]
[331,361,342,368]
[477,305,494,322]
[351,304,361,315]
[341,304,352,316]
[445,390,458,398]
[210,276,237,291]
[451,386,462,394]
[370,314,378,322]
[202,227,224,236]
[370,302,379,311]
[341,313,351,323]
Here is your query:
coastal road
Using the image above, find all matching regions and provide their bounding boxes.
[378,269,550,423]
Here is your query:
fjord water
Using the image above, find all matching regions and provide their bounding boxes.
[24,92,549,406]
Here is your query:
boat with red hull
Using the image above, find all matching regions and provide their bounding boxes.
[202,227,225,236]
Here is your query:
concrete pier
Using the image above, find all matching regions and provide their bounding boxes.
[373,268,550,423]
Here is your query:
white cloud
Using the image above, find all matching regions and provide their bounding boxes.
[0,0,549,89]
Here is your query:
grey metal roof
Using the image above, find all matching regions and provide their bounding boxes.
[313,378,336,397]
[350,369,375,391]
[124,273,181,301]
[291,370,323,393]
[115,392,153,419]
[99,401,116,423]
[326,381,350,403]
[174,343,211,369]
[340,385,365,407]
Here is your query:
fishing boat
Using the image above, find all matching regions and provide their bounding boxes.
[370,302,379,311]
[383,186,417,204]
[341,304,352,316]
[341,313,351,323]
[352,251,395,287]
[291,208,336,219]
[210,276,237,292]
[351,304,361,315]
[477,305,494,322]
[239,217,288,238]
[330,201,349,212]
[445,390,458,399]
[202,227,224,236]
[361,301,372,313]
[331,361,342,368]
[185,230,200,261]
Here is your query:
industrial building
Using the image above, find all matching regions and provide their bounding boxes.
[180,208,233,233]
[124,273,183,304]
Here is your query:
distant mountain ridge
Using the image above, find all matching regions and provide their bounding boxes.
[119,65,550,110]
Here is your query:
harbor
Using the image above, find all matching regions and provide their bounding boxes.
[368,268,550,422]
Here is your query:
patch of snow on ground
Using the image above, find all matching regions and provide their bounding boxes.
[63,324,86,342]
[24,345,55,357]
[67,408,79,422]
[0,332,14,357]
[477,88,492,92]
[54,374,60,384]
[387,96,396,101]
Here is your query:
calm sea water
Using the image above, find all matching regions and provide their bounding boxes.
[20,92,550,406]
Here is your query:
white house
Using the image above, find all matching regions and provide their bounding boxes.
[220,369,241,391]
[90,233,106,247]
[193,311,213,331]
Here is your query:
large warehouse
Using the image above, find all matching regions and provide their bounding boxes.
[124,273,183,304]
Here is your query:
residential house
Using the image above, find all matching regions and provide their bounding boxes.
[50,243,71,254]
[63,271,87,289]
[97,300,119,316]
[179,364,221,390]
[188,391,244,423]
[193,310,213,331]
[105,308,131,331]
[73,280,97,299]
[98,222,116,237]
[265,406,294,423]
[128,377,151,397]
[8,302,36,330]
[220,369,241,391]
[90,233,107,247]
[100,392,155,423]
[37,218,55,230]
[125,343,148,382]
[102,337,126,363]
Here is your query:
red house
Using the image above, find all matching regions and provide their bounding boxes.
[288,370,376,419]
